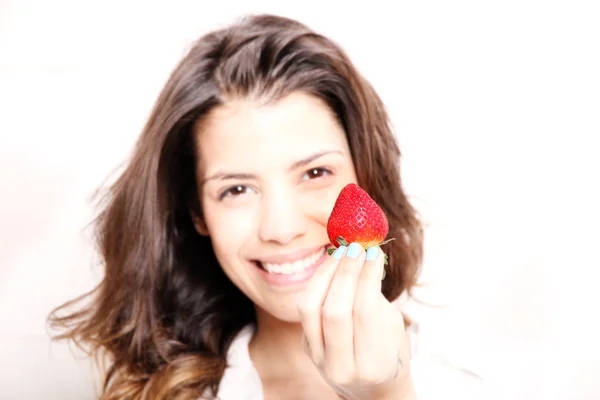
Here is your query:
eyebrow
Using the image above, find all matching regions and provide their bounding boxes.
[201,150,344,185]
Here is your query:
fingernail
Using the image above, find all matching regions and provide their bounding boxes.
[332,246,347,259]
[366,246,379,261]
[345,242,363,258]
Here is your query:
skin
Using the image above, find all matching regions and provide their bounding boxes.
[194,92,415,399]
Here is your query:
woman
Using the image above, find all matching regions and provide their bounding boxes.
[49,14,423,399]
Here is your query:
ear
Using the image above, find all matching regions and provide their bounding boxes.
[190,210,210,236]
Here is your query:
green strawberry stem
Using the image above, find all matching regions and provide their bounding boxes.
[379,238,396,246]
[336,236,349,246]
[329,236,388,280]
[380,239,392,280]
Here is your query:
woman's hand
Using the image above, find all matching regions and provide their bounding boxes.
[297,243,414,400]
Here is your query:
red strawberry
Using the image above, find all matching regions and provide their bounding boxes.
[326,183,394,273]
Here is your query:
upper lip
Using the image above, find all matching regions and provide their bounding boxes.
[255,245,326,265]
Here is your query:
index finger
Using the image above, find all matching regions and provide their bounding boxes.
[296,246,346,365]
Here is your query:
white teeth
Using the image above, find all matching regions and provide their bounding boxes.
[262,248,325,275]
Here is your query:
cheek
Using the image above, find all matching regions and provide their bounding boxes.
[202,203,257,262]
[301,192,334,226]
[298,186,351,231]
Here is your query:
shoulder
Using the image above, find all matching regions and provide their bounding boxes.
[208,325,264,400]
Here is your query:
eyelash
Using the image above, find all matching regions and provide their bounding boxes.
[217,167,333,200]
[301,167,332,182]
[218,185,252,200]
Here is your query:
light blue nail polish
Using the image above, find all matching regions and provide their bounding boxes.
[332,246,347,259]
[346,242,362,258]
[366,246,379,261]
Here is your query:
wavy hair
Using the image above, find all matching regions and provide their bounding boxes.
[48,14,423,399]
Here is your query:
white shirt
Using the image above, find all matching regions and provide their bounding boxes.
[213,325,493,400]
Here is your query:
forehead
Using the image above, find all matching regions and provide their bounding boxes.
[195,92,349,172]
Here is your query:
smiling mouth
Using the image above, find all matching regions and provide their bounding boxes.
[254,246,327,275]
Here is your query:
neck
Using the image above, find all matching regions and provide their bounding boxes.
[249,306,307,368]
[248,306,342,399]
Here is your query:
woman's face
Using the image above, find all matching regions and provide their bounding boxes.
[195,91,357,322]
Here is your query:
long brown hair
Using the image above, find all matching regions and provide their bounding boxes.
[48,14,423,399]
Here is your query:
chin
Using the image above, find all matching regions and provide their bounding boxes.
[257,301,303,324]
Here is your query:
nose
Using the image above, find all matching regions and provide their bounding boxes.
[258,188,307,245]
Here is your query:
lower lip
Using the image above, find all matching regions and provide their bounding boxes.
[254,247,329,286]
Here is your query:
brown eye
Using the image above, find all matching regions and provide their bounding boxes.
[219,185,251,200]
[303,167,331,181]
[231,186,246,195]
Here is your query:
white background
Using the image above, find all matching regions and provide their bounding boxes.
[1,1,599,399]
